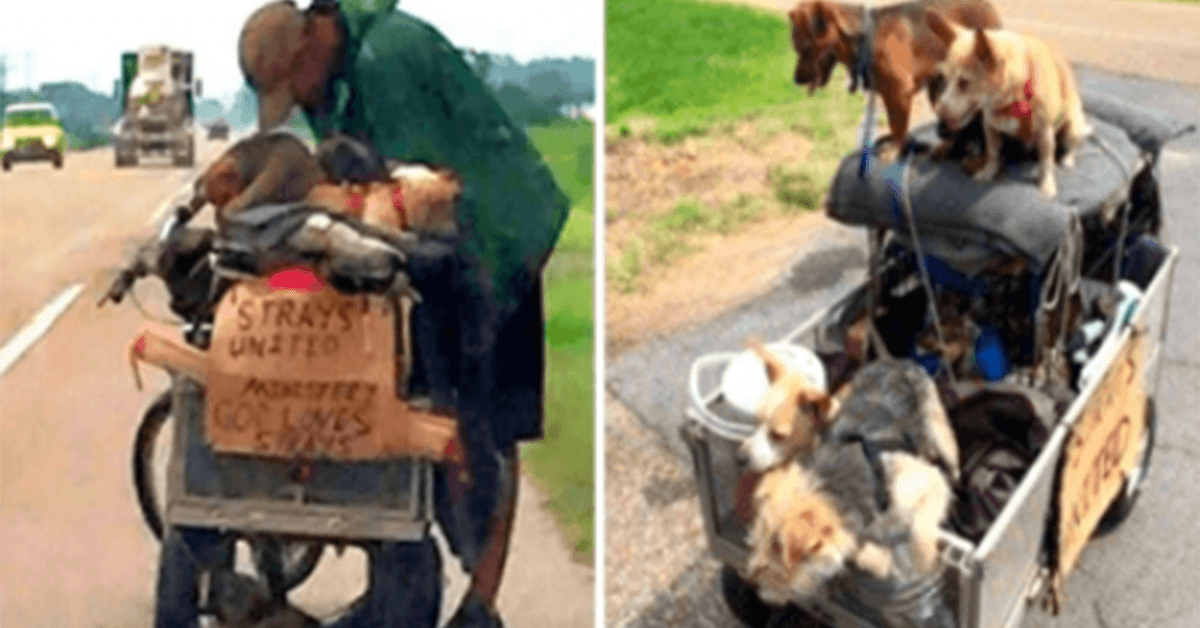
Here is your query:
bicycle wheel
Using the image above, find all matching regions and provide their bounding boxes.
[133,388,325,590]
[133,390,173,539]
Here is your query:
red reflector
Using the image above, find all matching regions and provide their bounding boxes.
[134,337,147,356]
[268,267,324,293]
[348,191,365,212]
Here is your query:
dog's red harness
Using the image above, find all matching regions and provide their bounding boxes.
[1011,79,1034,118]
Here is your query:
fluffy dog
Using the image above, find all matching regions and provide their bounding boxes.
[926,13,1091,197]
[740,342,839,473]
[745,359,959,604]
[787,0,1002,157]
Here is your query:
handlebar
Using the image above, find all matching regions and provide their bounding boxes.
[98,204,197,308]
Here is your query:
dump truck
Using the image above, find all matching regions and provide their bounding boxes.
[113,45,201,168]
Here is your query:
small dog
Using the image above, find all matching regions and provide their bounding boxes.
[745,359,959,604]
[926,13,1091,197]
[210,570,319,628]
[740,341,839,473]
[787,0,1002,156]
[194,132,460,238]
[915,289,978,374]
[193,130,324,224]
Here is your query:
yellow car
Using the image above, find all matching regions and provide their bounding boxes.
[2,102,67,171]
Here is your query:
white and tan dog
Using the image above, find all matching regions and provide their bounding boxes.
[744,359,960,603]
[740,342,839,473]
[926,13,1090,197]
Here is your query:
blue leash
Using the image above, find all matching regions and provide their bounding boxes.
[856,5,877,179]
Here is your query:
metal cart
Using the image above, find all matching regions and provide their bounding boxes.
[681,104,1186,627]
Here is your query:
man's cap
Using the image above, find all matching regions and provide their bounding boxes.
[239,2,307,129]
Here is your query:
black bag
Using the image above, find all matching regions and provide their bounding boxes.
[947,389,1056,542]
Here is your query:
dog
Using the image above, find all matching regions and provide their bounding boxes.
[745,359,959,604]
[740,341,840,473]
[915,289,978,375]
[787,0,1002,158]
[193,130,325,224]
[926,13,1091,197]
[210,570,319,628]
[193,132,461,238]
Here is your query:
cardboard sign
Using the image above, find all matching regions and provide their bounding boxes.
[205,269,462,463]
[1053,331,1147,598]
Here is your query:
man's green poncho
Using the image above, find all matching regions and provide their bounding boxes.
[304,0,571,315]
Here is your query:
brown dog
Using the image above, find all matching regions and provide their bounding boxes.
[193,132,460,237]
[926,14,1090,197]
[787,0,1002,157]
[193,131,324,224]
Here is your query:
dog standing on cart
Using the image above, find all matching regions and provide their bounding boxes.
[153,1,571,627]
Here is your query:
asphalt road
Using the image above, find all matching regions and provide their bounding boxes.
[0,140,592,627]
[607,45,1200,628]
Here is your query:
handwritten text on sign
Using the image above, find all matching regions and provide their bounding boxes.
[1056,331,1147,584]
[205,276,401,460]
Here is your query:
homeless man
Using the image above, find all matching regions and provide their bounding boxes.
[152,1,570,627]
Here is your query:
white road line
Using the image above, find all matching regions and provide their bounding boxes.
[1,134,249,380]
[0,283,87,378]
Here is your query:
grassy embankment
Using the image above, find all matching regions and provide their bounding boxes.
[523,118,595,560]
[606,0,868,293]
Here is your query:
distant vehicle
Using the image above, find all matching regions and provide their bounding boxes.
[1,102,67,171]
[113,44,202,168]
[207,118,230,140]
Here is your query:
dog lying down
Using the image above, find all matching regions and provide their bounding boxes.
[194,131,462,239]
[187,132,462,294]
[743,355,960,607]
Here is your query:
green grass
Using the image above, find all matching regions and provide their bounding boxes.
[607,0,863,142]
[605,0,864,293]
[522,118,595,559]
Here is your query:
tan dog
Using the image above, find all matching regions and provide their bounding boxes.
[739,342,839,473]
[306,163,461,238]
[927,14,1090,197]
[745,359,958,603]
[787,0,1002,157]
[746,454,953,603]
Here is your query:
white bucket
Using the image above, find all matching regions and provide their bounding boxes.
[720,343,828,419]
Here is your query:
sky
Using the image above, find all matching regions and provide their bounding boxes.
[0,0,601,106]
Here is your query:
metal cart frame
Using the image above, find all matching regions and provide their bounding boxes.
[682,241,1179,628]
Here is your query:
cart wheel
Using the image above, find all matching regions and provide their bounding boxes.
[133,390,174,539]
[133,390,324,590]
[52,150,63,169]
[1097,398,1157,534]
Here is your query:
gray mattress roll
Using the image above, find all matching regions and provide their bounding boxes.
[824,92,1194,274]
